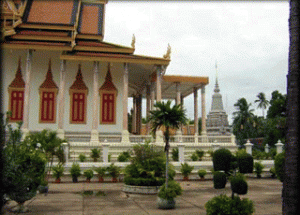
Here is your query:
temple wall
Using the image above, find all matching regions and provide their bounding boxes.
[1,49,123,133]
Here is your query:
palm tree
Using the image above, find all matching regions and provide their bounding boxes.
[254,92,269,118]
[148,101,187,188]
[283,0,299,214]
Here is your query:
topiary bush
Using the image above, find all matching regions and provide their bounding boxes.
[191,152,198,161]
[198,169,207,179]
[158,180,182,200]
[213,148,233,174]
[205,194,254,215]
[79,153,86,162]
[237,152,253,174]
[230,173,248,195]
[254,162,264,178]
[213,171,227,189]
[274,152,285,182]
[83,169,94,180]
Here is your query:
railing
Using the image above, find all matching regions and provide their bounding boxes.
[99,135,122,143]
[65,132,91,142]
[129,135,152,143]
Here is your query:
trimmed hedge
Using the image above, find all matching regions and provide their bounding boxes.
[213,148,233,174]
[274,152,285,182]
[213,171,227,189]
[237,153,253,174]
[124,177,165,186]
[230,173,248,195]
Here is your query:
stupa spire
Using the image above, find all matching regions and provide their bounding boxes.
[214,60,220,93]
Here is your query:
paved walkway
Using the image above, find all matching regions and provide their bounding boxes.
[3,178,282,215]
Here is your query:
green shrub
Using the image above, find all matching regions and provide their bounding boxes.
[180,162,194,177]
[274,152,285,182]
[171,148,179,161]
[124,177,165,186]
[213,148,233,174]
[269,147,277,159]
[205,194,254,215]
[270,167,276,178]
[52,163,64,179]
[94,167,108,177]
[252,149,265,160]
[117,151,131,162]
[230,173,248,195]
[90,148,101,162]
[79,153,86,162]
[237,152,253,174]
[168,164,176,180]
[70,163,81,178]
[83,169,94,180]
[196,150,205,161]
[191,152,198,161]
[108,163,121,178]
[198,169,207,178]
[213,171,227,189]
[158,180,182,200]
[254,162,264,178]
[207,149,214,158]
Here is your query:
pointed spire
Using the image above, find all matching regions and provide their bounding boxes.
[39,58,58,89]
[214,60,220,93]
[70,64,88,90]
[131,34,136,49]
[9,57,25,88]
[100,63,117,91]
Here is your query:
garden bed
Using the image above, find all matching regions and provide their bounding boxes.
[123,184,161,194]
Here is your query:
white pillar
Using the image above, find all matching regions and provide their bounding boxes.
[57,60,66,139]
[176,82,182,136]
[265,144,270,153]
[245,139,253,155]
[275,140,284,154]
[91,62,99,143]
[156,66,162,102]
[102,141,110,163]
[22,49,33,137]
[62,142,69,163]
[122,63,130,143]
[178,143,185,163]
[194,88,198,143]
[201,86,207,136]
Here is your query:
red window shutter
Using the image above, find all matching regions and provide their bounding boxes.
[40,91,55,122]
[72,92,85,122]
[102,93,114,123]
[10,90,24,121]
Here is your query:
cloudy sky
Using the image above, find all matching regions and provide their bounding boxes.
[104,1,289,124]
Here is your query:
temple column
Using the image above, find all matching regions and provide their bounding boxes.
[122,63,130,143]
[201,86,207,137]
[176,82,182,136]
[22,49,33,138]
[194,87,199,143]
[155,65,163,144]
[150,81,155,110]
[132,95,137,134]
[146,84,151,134]
[136,94,142,135]
[91,62,99,144]
[57,60,66,139]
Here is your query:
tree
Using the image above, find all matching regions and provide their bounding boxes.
[148,101,187,188]
[267,90,286,119]
[232,98,255,145]
[254,92,269,118]
[283,0,299,214]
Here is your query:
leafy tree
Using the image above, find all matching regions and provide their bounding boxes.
[148,101,187,188]
[254,92,269,118]
[2,119,47,212]
[267,90,286,119]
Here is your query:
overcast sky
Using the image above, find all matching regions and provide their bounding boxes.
[104,1,289,124]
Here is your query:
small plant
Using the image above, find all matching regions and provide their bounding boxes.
[254,162,264,178]
[180,162,194,180]
[168,163,176,180]
[52,163,64,183]
[207,149,214,158]
[79,153,86,162]
[213,171,227,189]
[158,180,182,200]
[270,167,276,178]
[196,150,205,161]
[83,169,94,182]
[274,152,285,182]
[95,166,107,182]
[171,148,179,161]
[70,163,81,183]
[108,163,121,182]
[230,173,248,195]
[90,148,101,162]
[198,169,207,180]
[108,153,112,162]
[117,151,131,162]
[205,194,254,215]
[191,152,198,161]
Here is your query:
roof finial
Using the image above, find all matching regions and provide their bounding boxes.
[131,34,136,49]
[214,60,220,93]
[163,43,171,59]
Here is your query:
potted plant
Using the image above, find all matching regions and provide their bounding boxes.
[83,169,94,183]
[180,162,194,181]
[157,180,182,209]
[171,148,179,161]
[79,153,86,162]
[108,163,121,182]
[95,166,107,182]
[91,148,101,162]
[198,169,207,181]
[70,163,81,183]
[52,163,64,183]
[191,152,198,161]
[213,171,227,189]
[254,162,264,178]
[196,150,205,161]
